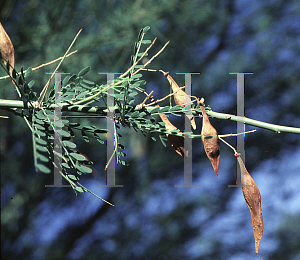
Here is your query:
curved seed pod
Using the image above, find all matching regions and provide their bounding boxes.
[0,22,20,97]
[153,100,186,158]
[237,154,263,256]
[199,98,220,176]
[161,71,196,130]
[0,22,14,76]
[158,112,186,158]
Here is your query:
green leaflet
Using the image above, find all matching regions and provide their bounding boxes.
[28,80,35,88]
[34,118,45,125]
[62,140,76,148]
[136,80,146,86]
[82,79,95,85]
[76,163,92,174]
[136,52,149,57]
[36,144,48,152]
[74,187,86,193]
[70,153,86,161]
[128,91,138,97]
[150,107,160,114]
[24,67,32,78]
[159,106,170,113]
[68,174,79,181]
[131,111,139,118]
[140,40,152,44]
[59,130,70,138]
[62,75,70,87]
[142,26,150,33]
[94,132,104,144]
[118,143,125,149]
[94,129,108,134]
[35,138,48,146]
[78,66,91,77]
[62,163,70,168]
[81,128,90,142]
[37,153,49,162]
[170,105,182,112]
[36,164,51,174]
[131,73,143,79]
[34,123,45,131]
[35,130,46,137]
[134,65,145,68]
[67,74,77,84]
[129,82,142,89]
[159,135,167,147]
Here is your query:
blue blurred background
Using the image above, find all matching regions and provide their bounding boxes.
[1,0,300,259]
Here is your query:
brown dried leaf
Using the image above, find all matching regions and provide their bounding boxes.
[156,104,187,158]
[0,22,15,75]
[200,100,220,176]
[162,71,196,130]
[237,154,263,256]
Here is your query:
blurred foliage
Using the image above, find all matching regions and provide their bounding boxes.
[1,0,300,259]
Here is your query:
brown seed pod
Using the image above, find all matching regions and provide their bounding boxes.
[0,22,20,97]
[237,154,263,256]
[0,22,15,76]
[158,112,186,158]
[152,98,186,158]
[199,98,220,176]
[161,70,196,130]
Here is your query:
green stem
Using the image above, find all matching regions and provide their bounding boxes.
[1,99,300,134]
[206,110,300,134]
[76,182,114,206]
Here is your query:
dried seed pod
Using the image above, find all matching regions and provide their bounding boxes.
[0,22,14,76]
[199,98,220,176]
[0,22,20,97]
[158,112,186,158]
[152,99,186,158]
[161,71,196,130]
[237,154,263,256]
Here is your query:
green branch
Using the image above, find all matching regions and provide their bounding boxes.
[1,99,300,134]
[206,110,300,134]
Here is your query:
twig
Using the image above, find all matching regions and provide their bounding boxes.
[24,115,33,132]
[105,127,117,171]
[135,84,197,111]
[72,37,156,106]
[38,77,52,106]
[219,130,257,137]
[159,69,200,104]
[119,37,157,79]
[130,32,145,76]
[76,182,114,206]
[105,147,117,171]
[0,107,25,118]
[135,38,158,67]
[38,29,82,104]
[143,41,170,67]
[144,85,197,107]
[0,50,78,80]
[138,68,157,72]
[32,50,78,71]
[145,85,185,105]
[219,136,237,154]
[72,38,167,106]
[140,90,153,107]
[132,40,170,77]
